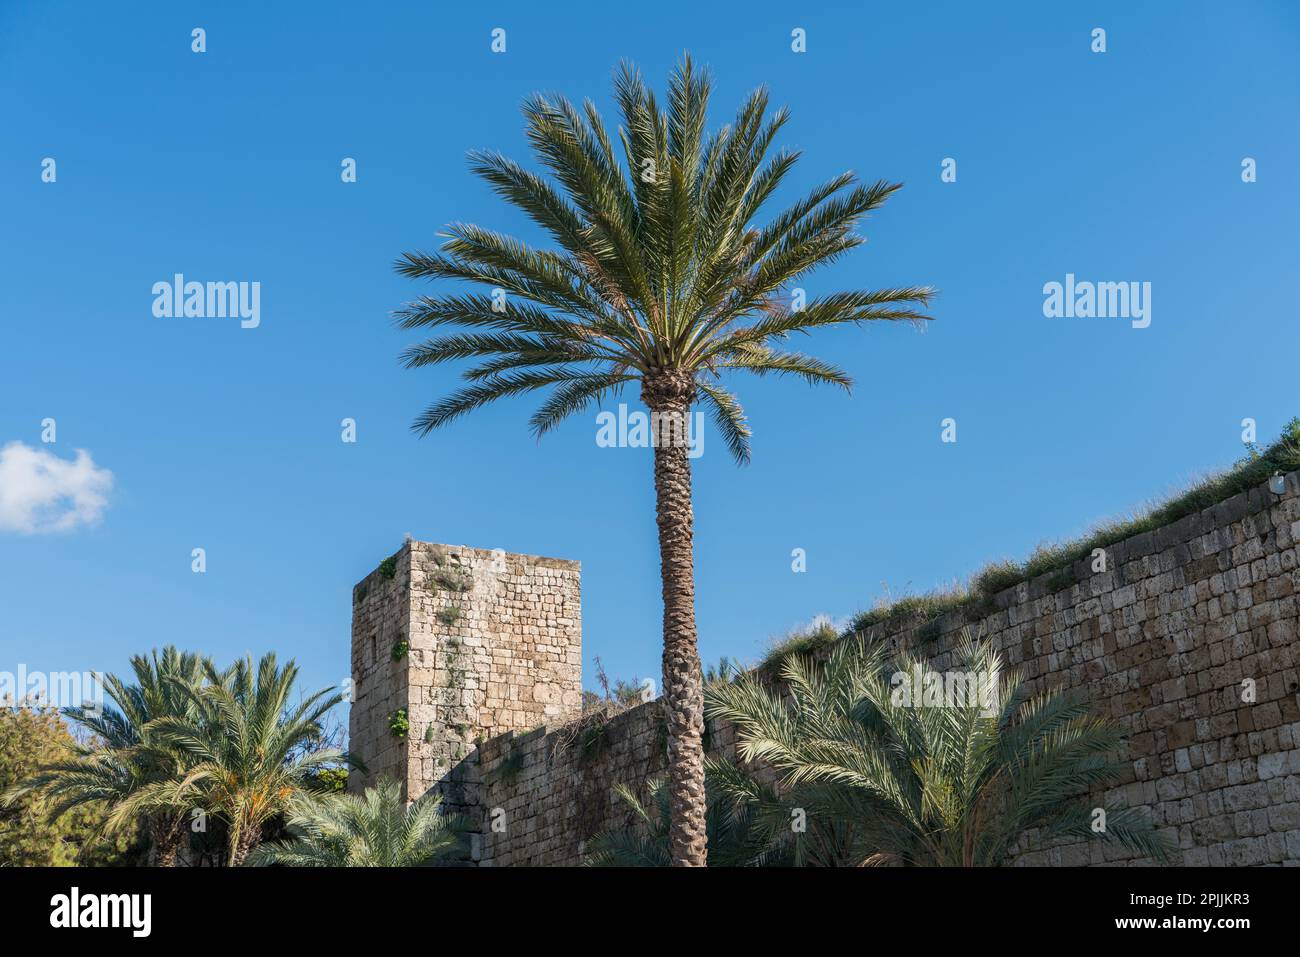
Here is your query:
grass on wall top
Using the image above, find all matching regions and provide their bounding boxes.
[762,418,1300,670]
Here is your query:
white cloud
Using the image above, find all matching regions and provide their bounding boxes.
[0,442,114,534]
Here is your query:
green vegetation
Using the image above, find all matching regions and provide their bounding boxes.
[3,647,208,866]
[427,567,472,594]
[391,638,409,661]
[0,706,143,866]
[760,619,840,671]
[703,656,741,685]
[137,654,346,866]
[579,683,643,710]
[250,777,467,867]
[585,773,789,867]
[310,767,349,793]
[436,605,462,627]
[566,658,652,762]
[443,637,465,667]
[4,648,347,867]
[378,554,399,580]
[388,709,409,739]
[580,721,610,759]
[706,631,1174,866]
[580,656,648,711]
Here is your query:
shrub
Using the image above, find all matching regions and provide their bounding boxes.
[0,706,143,866]
[427,567,472,594]
[310,767,349,793]
[760,619,840,671]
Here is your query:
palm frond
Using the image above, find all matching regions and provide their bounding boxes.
[391,54,935,462]
[704,628,1174,866]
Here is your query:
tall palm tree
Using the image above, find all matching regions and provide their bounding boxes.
[142,653,345,866]
[391,55,933,865]
[3,647,208,866]
[705,632,1174,866]
[249,777,466,867]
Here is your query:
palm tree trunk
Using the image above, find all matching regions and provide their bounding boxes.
[229,821,262,867]
[149,813,184,867]
[645,374,708,866]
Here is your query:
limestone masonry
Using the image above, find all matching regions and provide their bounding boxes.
[347,541,581,819]
[351,469,1300,866]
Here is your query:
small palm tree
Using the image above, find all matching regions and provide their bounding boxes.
[705,631,1174,866]
[249,777,466,867]
[391,55,933,865]
[584,772,788,867]
[141,653,345,866]
[701,757,863,867]
[3,647,208,866]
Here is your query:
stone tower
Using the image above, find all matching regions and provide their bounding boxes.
[347,540,582,811]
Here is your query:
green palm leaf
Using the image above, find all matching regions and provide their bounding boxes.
[704,629,1175,866]
[250,778,467,867]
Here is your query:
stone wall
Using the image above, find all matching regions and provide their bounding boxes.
[475,703,669,865]
[347,548,412,795]
[351,468,1300,866]
[347,542,582,814]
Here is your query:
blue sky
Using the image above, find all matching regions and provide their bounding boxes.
[1,1,1297,712]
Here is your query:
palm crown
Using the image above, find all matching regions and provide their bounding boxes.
[394,54,933,459]
[705,632,1173,866]
[140,653,346,866]
[250,777,466,867]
